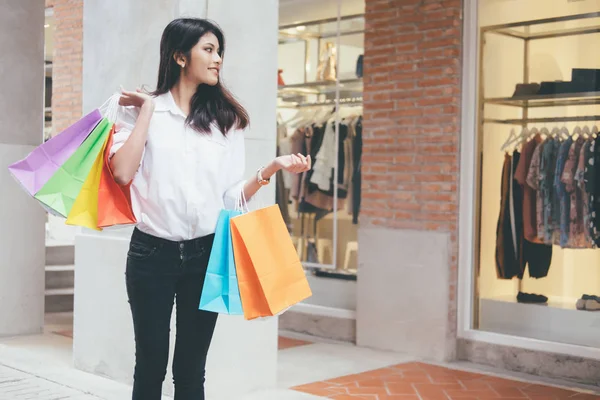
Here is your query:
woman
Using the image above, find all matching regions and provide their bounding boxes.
[110,18,310,400]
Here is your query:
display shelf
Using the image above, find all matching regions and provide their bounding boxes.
[480,12,600,127]
[476,11,600,300]
[278,78,363,96]
[485,91,600,108]
[279,78,362,91]
[278,96,363,108]
[483,11,600,40]
[277,13,363,275]
[279,14,364,44]
[479,297,600,348]
[484,115,600,125]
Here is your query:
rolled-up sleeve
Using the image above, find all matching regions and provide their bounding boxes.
[223,128,247,210]
[109,105,142,161]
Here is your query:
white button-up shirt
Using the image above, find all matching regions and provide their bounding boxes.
[110,91,246,241]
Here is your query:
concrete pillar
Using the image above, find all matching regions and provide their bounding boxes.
[74,0,279,398]
[0,2,47,337]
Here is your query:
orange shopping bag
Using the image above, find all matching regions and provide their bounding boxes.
[96,126,137,228]
[231,204,312,320]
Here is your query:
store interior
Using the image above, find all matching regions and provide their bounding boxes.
[44,10,54,141]
[476,0,600,348]
[277,0,365,279]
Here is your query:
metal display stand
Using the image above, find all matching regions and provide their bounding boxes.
[277,11,364,273]
[474,12,600,322]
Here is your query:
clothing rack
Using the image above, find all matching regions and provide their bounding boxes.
[485,116,600,125]
[278,98,363,108]
[477,12,600,297]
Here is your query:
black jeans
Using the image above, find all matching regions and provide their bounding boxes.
[126,227,218,400]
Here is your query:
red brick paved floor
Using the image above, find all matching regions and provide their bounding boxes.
[53,330,73,339]
[292,362,599,400]
[278,336,312,350]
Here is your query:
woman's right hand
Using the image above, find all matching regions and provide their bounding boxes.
[119,86,154,110]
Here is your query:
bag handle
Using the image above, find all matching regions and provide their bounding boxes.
[99,92,121,123]
[236,188,250,214]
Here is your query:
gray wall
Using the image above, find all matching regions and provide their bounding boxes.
[0,0,47,337]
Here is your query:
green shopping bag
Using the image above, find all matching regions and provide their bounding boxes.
[34,118,112,217]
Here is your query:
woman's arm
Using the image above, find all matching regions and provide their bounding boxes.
[223,129,310,209]
[110,89,154,185]
[241,155,310,201]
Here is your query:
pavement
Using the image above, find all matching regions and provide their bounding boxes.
[0,316,598,400]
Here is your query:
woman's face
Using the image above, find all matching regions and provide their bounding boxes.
[182,32,222,86]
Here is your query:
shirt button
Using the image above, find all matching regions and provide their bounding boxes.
[180,243,184,249]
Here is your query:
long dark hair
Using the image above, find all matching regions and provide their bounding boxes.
[152,18,249,135]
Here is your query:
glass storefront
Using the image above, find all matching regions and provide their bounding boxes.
[276,0,364,279]
[474,0,600,348]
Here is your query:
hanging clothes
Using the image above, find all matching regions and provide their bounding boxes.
[496,152,552,280]
[539,138,560,244]
[515,134,543,243]
[290,126,311,201]
[554,137,573,247]
[576,140,594,246]
[496,153,524,279]
[352,116,363,224]
[590,136,600,246]
[526,140,545,242]
[562,137,587,248]
[311,121,337,191]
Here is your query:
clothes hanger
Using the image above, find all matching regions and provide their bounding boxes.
[592,125,598,138]
[528,126,539,138]
[285,107,312,128]
[501,128,521,152]
[559,126,570,139]
[516,126,535,148]
[582,125,591,139]
[572,125,582,139]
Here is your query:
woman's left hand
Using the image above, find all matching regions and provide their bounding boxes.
[275,153,311,174]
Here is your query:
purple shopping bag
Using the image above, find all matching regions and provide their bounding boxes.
[8,109,102,196]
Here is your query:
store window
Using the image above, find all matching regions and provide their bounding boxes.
[475,1,600,348]
[276,0,364,280]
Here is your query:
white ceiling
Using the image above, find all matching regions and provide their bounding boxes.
[279,0,365,26]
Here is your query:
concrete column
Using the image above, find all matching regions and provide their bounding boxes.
[74,0,279,397]
[0,2,47,337]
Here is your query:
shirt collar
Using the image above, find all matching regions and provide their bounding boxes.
[154,90,187,119]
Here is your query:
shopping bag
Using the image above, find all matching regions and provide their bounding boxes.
[199,209,244,315]
[8,109,102,196]
[96,127,137,228]
[64,126,111,230]
[33,118,112,217]
[231,204,312,320]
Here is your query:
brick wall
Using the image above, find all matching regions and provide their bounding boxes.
[363,0,463,344]
[45,0,83,136]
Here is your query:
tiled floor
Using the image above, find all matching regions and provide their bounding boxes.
[292,362,599,400]
[0,365,97,400]
[50,329,310,350]
[7,314,597,400]
[51,325,309,350]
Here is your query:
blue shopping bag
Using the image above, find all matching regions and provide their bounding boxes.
[199,209,244,314]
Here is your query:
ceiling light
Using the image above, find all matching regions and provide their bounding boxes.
[44,24,50,28]
[296,25,306,31]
